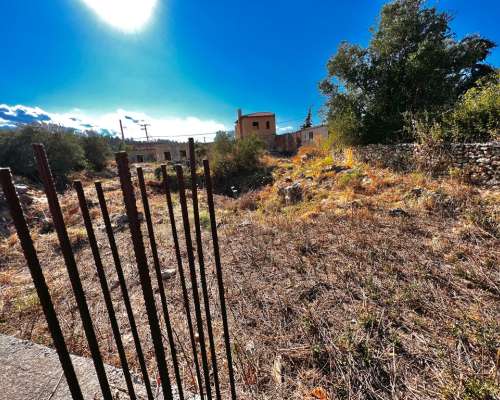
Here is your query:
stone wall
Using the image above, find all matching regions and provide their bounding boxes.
[352,142,500,186]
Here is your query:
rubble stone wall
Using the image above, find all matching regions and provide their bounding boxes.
[353,142,500,186]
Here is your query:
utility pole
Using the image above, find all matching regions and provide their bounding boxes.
[119,119,125,143]
[141,123,151,142]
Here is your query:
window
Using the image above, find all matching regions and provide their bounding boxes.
[164,151,171,161]
[252,121,259,129]
[266,121,270,129]
[136,155,144,163]
[309,132,314,140]
[180,150,187,159]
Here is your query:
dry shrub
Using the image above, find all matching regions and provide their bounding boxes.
[293,145,326,164]
[238,191,259,211]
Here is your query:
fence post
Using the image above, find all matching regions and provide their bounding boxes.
[0,168,84,400]
[161,165,205,399]
[136,167,185,400]
[187,138,222,399]
[32,144,112,399]
[115,151,174,400]
[176,164,213,400]
[203,159,238,399]
[74,180,137,400]
[95,181,155,400]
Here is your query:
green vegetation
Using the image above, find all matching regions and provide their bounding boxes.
[320,0,496,145]
[80,132,112,171]
[0,125,113,187]
[209,131,273,195]
[301,107,313,129]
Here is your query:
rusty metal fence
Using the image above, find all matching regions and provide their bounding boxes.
[0,138,236,399]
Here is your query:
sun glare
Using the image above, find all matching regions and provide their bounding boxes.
[81,0,157,32]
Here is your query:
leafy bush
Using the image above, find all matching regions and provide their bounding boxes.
[80,132,112,171]
[445,72,499,142]
[320,0,496,145]
[0,125,86,186]
[209,132,272,195]
[404,72,499,143]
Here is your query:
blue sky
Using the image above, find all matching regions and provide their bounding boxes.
[0,0,498,139]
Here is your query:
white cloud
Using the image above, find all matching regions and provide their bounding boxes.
[0,104,228,142]
[277,125,294,133]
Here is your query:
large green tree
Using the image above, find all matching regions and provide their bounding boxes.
[320,0,496,144]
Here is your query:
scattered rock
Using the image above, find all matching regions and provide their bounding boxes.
[278,182,303,205]
[389,208,410,218]
[322,165,350,174]
[14,185,29,195]
[113,212,144,230]
[161,269,177,280]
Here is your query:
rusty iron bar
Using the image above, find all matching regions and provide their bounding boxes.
[32,144,113,399]
[0,168,85,400]
[175,165,213,400]
[160,164,204,399]
[95,181,155,400]
[187,138,222,399]
[73,181,137,400]
[136,167,185,400]
[203,159,237,399]
[115,151,174,400]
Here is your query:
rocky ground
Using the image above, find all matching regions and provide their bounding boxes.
[0,151,499,399]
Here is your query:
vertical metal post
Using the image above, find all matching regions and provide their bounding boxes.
[95,181,155,400]
[32,144,112,399]
[0,168,84,400]
[160,165,204,399]
[187,138,222,399]
[203,159,237,399]
[115,151,174,400]
[175,165,213,400]
[73,181,137,400]
[136,167,184,400]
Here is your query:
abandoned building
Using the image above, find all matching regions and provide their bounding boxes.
[235,109,277,149]
[127,141,188,163]
[235,108,329,154]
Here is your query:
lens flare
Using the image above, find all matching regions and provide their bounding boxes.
[81,0,157,33]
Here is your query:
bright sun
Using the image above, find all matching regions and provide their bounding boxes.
[81,0,157,32]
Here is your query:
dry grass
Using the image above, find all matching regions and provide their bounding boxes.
[0,155,499,399]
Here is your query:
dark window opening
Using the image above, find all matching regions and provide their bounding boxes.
[252,121,259,129]
[136,155,144,163]
[164,151,171,161]
[180,150,187,159]
[309,132,314,140]
[266,121,270,129]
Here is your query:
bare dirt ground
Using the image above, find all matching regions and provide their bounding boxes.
[0,152,499,399]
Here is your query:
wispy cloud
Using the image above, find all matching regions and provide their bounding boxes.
[0,104,228,142]
[277,125,294,133]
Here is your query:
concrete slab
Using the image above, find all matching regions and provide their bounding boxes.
[0,334,189,399]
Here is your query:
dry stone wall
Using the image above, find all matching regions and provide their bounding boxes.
[353,142,500,186]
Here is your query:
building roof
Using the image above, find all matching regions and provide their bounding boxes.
[241,112,275,118]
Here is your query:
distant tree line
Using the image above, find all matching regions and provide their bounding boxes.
[0,124,117,187]
[320,0,498,146]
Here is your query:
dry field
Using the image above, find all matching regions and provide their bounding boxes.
[0,152,499,400]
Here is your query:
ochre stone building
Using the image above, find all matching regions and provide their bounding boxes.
[235,108,329,153]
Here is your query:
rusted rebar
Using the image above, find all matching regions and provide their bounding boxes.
[32,144,112,399]
[74,180,137,400]
[136,167,184,400]
[95,181,155,400]
[161,164,204,399]
[203,159,237,399]
[115,151,174,400]
[187,138,221,399]
[0,168,84,400]
[175,164,213,400]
